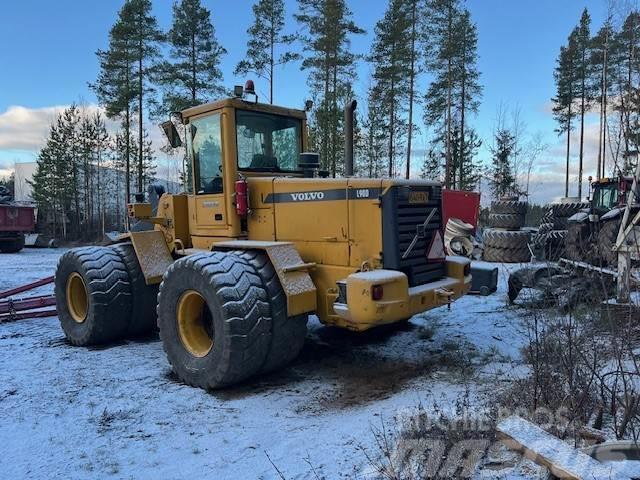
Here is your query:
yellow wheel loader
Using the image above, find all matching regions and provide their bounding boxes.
[55,83,471,390]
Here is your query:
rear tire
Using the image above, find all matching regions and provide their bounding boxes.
[230,250,308,373]
[112,243,159,336]
[55,247,132,346]
[157,252,271,389]
[597,220,621,267]
[565,223,591,262]
[0,234,25,253]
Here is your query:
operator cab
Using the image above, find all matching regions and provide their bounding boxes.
[589,177,633,215]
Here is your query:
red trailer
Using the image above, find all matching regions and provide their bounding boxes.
[0,204,35,253]
[442,189,481,233]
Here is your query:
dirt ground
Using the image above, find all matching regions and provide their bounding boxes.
[0,248,530,479]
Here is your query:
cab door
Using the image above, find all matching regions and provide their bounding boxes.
[188,111,227,229]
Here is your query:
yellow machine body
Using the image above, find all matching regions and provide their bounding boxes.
[131,97,471,331]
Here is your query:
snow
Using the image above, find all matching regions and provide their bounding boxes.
[0,249,538,479]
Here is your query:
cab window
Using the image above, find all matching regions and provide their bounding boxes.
[594,184,618,209]
[187,113,223,195]
[236,110,302,172]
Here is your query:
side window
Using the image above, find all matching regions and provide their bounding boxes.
[190,114,223,195]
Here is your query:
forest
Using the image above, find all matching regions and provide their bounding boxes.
[26,0,640,240]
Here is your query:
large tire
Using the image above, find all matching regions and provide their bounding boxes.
[551,202,590,217]
[157,252,271,389]
[483,245,531,263]
[55,247,132,346]
[112,243,159,336]
[487,213,525,230]
[565,223,591,262]
[230,250,308,373]
[544,230,567,261]
[597,220,621,267]
[491,200,527,215]
[483,229,530,249]
[0,234,25,253]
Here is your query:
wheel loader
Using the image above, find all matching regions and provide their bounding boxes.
[55,83,471,390]
[566,176,639,266]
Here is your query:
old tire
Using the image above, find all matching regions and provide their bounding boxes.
[483,245,531,263]
[597,220,621,267]
[483,229,530,249]
[551,202,589,217]
[487,213,525,230]
[230,250,308,373]
[0,234,25,253]
[112,243,159,336]
[491,200,527,215]
[544,230,567,261]
[565,223,591,262]
[55,247,132,346]
[157,252,271,389]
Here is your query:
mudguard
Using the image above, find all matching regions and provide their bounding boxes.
[601,207,625,221]
[568,211,590,224]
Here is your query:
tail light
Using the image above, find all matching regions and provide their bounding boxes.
[464,263,471,276]
[235,179,248,217]
[371,285,384,301]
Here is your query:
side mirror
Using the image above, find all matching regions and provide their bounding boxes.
[160,120,183,148]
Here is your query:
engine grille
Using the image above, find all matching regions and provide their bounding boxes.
[381,185,446,287]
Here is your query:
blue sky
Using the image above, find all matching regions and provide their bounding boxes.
[0,0,613,202]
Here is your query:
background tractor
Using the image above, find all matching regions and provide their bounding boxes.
[54,83,471,390]
[565,176,638,266]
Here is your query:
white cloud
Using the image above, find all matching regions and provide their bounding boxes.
[0,105,68,151]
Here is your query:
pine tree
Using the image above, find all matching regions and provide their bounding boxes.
[614,11,640,167]
[552,31,579,197]
[590,19,614,179]
[424,0,462,188]
[420,146,444,181]
[120,0,163,194]
[158,0,226,114]
[30,106,82,239]
[405,0,420,179]
[489,128,518,199]
[454,9,482,190]
[574,9,592,198]
[92,16,136,205]
[358,84,387,177]
[295,0,365,177]
[370,0,413,178]
[235,0,299,104]
[424,1,482,189]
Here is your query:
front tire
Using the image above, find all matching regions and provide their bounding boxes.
[157,252,272,389]
[55,247,132,345]
[230,250,308,373]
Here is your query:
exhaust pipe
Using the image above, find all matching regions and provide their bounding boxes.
[344,99,357,176]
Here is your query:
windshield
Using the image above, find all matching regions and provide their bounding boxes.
[236,110,302,172]
[593,184,618,210]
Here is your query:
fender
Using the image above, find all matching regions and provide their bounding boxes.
[601,207,625,222]
[568,211,590,224]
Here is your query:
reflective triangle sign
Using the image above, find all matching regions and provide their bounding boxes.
[427,230,446,262]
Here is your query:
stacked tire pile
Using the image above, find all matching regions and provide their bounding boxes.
[532,200,589,261]
[483,199,531,263]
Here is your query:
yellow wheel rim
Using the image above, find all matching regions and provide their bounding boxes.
[177,290,213,357]
[66,272,88,323]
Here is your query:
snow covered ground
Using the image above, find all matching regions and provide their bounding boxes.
[0,249,533,479]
